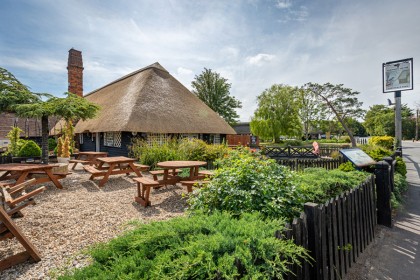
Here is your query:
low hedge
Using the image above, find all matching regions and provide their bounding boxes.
[59,212,308,279]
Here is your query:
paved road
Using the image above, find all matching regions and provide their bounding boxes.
[345,141,420,280]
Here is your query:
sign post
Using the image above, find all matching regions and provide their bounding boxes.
[383,58,413,150]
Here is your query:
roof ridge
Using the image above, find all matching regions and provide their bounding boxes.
[84,62,168,97]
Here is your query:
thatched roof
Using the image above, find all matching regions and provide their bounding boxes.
[74,63,236,135]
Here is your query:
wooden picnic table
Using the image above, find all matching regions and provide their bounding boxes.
[0,163,66,189]
[85,156,142,188]
[133,160,207,207]
[156,160,207,185]
[70,151,108,170]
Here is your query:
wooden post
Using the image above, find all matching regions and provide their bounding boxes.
[383,156,395,192]
[374,161,392,227]
[304,202,323,280]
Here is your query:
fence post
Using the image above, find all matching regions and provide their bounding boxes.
[374,161,392,228]
[395,147,402,157]
[304,202,322,280]
[383,157,395,192]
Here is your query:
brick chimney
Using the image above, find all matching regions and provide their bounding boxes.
[67,48,84,97]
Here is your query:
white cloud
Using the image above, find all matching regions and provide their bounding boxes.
[220,47,240,60]
[246,54,276,66]
[276,0,292,9]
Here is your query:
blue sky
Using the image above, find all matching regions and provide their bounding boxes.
[1,0,419,121]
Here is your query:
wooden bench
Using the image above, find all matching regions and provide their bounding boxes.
[1,179,46,217]
[69,159,90,170]
[0,206,41,271]
[149,169,182,180]
[133,177,160,207]
[83,166,106,179]
[180,180,210,193]
[133,163,150,172]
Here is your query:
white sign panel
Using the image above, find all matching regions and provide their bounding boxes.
[383,58,413,93]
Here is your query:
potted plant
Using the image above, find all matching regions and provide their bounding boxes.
[56,121,74,164]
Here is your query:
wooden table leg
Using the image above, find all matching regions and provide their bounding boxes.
[15,172,30,185]
[98,163,116,187]
[44,169,63,189]
[128,162,142,177]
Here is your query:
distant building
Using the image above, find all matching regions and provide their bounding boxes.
[226,122,259,147]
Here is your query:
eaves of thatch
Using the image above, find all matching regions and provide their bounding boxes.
[74,63,236,135]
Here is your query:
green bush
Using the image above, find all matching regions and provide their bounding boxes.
[338,161,356,172]
[59,212,308,280]
[17,140,41,157]
[368,136,394,150]
[129,138,229,170]
[178,138,207,161]
[129,139,182,169]
[284,139,303,146]
[48,138,57,151]
[361,145,392,161]
[340,136,351,143]
[188,148,305,220]
[392,173,408,209]
[294,168,370,204]
[395,156,407,176]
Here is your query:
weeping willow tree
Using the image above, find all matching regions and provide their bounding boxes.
[250,84,302,143]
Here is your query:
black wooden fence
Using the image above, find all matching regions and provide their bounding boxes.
[276,158,344,172]
[263,145,350,159]
[282,175,376,279]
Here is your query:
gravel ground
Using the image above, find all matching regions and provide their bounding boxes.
[0,165,188,280]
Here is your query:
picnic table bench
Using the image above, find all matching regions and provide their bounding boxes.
[1,178,46,217]
[84,157,146,187]
[69,151,108,170]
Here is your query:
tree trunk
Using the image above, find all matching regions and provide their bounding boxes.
[41,115,49,164]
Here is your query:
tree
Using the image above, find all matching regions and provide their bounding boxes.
[0,67,100,163]
[191,68,242,124]
[297,87,325,140]
[363,105,394,136]
[250,84,302,142]
[304,83,365,147]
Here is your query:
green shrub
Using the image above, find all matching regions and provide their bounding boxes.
[284,139,303,146]
[340,136,351,143]
[395,156,407,176]
[59,212,308,280]
[393,173,408,207]
[4,126,24,156]
[17,140,41,157]
[361,145,392,161]
[48,138,57,151]
[368,136,394,150]
[130,139,182,169]
[338,161,356,172]
[178,138,207,161]
[295,168,370,204]
[188,148,304,220]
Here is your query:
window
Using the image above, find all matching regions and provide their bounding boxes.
[180,133,199,140]
[103,132,122,147]
[147,133,170,145]
[79,133,84,144]
[209,134,221,144]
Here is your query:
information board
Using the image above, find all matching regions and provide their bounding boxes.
[339,148,376,167]
[383,58,413,93]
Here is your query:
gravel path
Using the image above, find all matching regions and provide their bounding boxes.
[0,166,188,280]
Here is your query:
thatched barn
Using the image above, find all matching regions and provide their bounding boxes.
[66,49,235,156]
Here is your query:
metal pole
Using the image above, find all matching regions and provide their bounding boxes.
[416,108,419,141]
[395,91,402,148]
